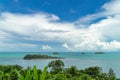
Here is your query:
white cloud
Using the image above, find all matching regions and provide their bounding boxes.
[72,0,120,51]
[74,40,120,51]
[62,43,69,49]
[0,42,38,51]
[42,45,52,50]
[103,0,120,15]
[0,0,120,51]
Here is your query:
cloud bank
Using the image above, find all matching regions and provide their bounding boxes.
[0,0,120,52]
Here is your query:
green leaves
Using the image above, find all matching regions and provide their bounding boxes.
[25,69,32,80]
[40,66,48,80]
[19,75,25,80]
[4,73,11,80]
[0,70,3,80]
[16,65,48,80]
[15,69,24,80]
[16,68,32,80]
[79,74,94,80]
[33,66,38,80]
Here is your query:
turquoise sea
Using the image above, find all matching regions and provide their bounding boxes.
[0,52,120,77]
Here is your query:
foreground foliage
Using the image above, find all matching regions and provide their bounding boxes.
[0,60,119,80]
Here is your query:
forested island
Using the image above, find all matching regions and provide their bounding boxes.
[0,60,118,80]
[95,52,105,54]
[23,54,62,60]
[53,52,59,55]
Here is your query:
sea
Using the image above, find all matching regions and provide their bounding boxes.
[0,52,120,77]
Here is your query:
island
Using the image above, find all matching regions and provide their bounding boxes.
[95,52,105,54]
[53,52,59,55]
[81,52,86,54]
[23,54,63,60]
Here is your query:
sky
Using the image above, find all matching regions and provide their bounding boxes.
[0,0,120,52]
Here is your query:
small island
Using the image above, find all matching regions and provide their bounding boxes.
[81,52,86,54]
[53,52,59,55]
[95,52,105,54]
[23,54,63,60]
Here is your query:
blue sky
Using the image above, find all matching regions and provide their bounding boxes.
[0,0,120,52]
[0,0,109,21]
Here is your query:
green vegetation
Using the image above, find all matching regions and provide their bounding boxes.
[23,54,62,60]
[0,60,119,80]
[53,52,59,55]
[81,52,86,54]
[95,52,105,54]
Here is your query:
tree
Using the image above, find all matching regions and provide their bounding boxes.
[79,74,95,80]
[51,74,66,80]
[84,66,101,78]
[108,68,116,80]
[67,66,79,76]
[48,60,64,74]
